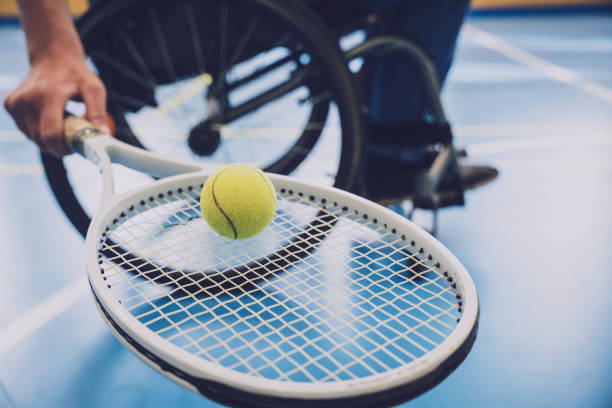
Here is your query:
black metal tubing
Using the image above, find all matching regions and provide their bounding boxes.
[217,65,312,123]
[345,35,447,125]
[223,51,302,92]
[215,35,446,127]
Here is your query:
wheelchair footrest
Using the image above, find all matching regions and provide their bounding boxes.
[361,143,466,209]
[413,145,465,209]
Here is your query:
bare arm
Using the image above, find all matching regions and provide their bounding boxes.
[3,0,108,157]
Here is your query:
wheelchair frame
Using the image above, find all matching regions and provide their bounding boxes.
[42,0,465,237]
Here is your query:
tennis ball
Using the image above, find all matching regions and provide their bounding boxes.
[200,164,276,239]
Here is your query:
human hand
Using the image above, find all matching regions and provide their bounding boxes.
[4,54,108,157]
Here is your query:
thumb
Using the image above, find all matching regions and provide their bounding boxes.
[80,78,109,133]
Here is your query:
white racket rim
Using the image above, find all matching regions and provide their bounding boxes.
[85,171,478,401]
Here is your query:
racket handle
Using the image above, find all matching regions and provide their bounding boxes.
[63,114,105,154]
[63,113,203,180]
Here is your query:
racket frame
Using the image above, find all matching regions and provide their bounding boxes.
[81,141,478,402]
[67,116,479,405]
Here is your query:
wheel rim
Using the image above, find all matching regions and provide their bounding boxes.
[42,0,364,236]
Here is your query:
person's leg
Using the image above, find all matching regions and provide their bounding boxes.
[355,0,497,203]
[358,0,469,125]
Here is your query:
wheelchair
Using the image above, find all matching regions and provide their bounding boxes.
[42,0,464,236]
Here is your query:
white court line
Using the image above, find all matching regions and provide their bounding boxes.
[0,131,45,175]
[467,135,612,157]
[0,277,88,357]
[0,164,43,175]
[454,124,612,138]
[464,24,612,104]
[0,130,25,142]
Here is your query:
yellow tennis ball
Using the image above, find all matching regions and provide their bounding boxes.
[200,164,276,239]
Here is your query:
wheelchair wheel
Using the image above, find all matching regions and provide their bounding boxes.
[42,0,364,237]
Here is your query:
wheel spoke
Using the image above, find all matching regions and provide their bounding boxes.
[184,2,207,74]
[90,50,156,90]
[149,8,176,81]
[107,90,151,111]
[218,2,229,84]
[117,27,158,87]
[225,17,260,79]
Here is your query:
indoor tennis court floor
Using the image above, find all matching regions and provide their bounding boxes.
[1,10,611,408]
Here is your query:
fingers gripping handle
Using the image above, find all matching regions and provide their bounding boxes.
[63,114,105,155]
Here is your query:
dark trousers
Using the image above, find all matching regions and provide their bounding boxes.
[354,0,471,125]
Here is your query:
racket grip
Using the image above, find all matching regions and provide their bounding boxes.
[63,114,104,154]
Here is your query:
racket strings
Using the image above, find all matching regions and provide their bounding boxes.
[97,187,462,382]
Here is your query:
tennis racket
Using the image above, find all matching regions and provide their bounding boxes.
[64,115,479,408]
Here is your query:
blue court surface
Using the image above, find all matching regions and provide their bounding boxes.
[1,10,611,408]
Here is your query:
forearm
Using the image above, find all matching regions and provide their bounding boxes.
[5,0,107,157]
[16,0,84,64]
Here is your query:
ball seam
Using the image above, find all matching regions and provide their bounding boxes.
[210,168,238,239]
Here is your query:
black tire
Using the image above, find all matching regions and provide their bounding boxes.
[42,0,364,237]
